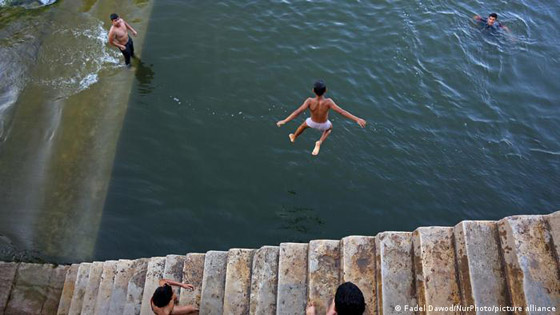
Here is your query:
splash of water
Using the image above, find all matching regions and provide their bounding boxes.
[0,0,56,8]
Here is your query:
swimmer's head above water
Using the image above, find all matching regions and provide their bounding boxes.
[313,80,327,96]
[487,13,498,26]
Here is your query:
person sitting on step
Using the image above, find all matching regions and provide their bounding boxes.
[151,279,198,314]
[306,282,366,315]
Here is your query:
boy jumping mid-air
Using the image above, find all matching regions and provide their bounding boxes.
[277,80,366,155]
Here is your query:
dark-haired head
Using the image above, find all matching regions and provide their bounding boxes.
[152,284,173,308]
[110,13,119,21]
[335,282,366,315]
[489,13,498,19]
[313,80,326,96]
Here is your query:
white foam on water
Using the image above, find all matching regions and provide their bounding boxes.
[35,21,122,97]
[0,0,56,8]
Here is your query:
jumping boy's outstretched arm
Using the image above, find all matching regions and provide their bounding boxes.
[277,98,310,127]
[328,99,367,127]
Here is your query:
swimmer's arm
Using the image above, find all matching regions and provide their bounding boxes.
[124,20,138,36]
[159,279,195,290]
[277,98,310,127]
[501,25,511,32]
[329,100,366,128]
[108,28,126,50]
[473,15,482,21]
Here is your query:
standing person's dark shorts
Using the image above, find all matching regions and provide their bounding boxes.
[120,37,135,66]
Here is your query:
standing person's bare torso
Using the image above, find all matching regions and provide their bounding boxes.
[309,97,332,123]
[110,23,129,46]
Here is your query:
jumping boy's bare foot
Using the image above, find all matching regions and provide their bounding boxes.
[306,302,317,315]
[312,141,321,155]
[289,133,296,143]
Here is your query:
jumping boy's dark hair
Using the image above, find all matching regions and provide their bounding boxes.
[313,80,327,96]
[489,13,498,19]
[110,13,119,21]
[152,284,173,307]
[335,282,366,315]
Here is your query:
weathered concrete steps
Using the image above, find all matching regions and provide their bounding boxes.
[1,211,559,314]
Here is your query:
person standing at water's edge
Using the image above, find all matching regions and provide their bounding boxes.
[277,80,366,156]
[108,13,138,67]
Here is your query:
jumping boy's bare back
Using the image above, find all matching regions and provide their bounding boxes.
[277,80,366,155]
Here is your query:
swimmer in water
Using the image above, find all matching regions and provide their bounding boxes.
[277,80,366,156]
[473,13,510,32]
[108,13,138,66]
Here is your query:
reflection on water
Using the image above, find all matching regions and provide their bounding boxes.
[135,59,155,95]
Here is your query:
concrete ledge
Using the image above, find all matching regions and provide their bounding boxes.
[277,243,308,315]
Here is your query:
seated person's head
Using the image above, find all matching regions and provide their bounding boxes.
[152,284,173,307]
[334,282,365,315]
[313,80,327,96]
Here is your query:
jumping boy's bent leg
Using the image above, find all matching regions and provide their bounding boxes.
[290,121,308,143]
[312,128,332,156]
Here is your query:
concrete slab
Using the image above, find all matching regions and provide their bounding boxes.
[123,258,149,315]
[80,261,103,314]
[499,215,560,312]
[341,236,376,315]
[42,265,70,315]
[277,243,308,315]
[140,257,166,315]
[163,254,186,298]
[94,260,117,315]
[375,232,417,315]
[108,259,135,314]
[223,249,254,314]
[67,262,91,315]
[249,246,279,315]
[545,211,560,266]
[179,253,205,308]
[0,262,18,314]
[308,240,341,315]
[199,251,228,315]
[56,264,79,315]
[5,263,53,315]
[413,227,461,313]
[454,221,510,313]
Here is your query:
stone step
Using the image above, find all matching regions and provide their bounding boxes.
[56,264,79,315]
[277,243,308,315]
[341,236,376,315]
[223,248,255,314]
[179,253,205,309]
[199,251,228,315]
[80,261,103,314]
[123,258,149,315]
[0,262,18,314]
[67,263,91,315]
[308,240,341,315]
[498,215,560,311]
[42,265,69,315]
[412,227,461,314]
[163,254,187,298]
[140,256,166,315]
[249,246,279,315]
[94,260,117,315]
[4,263,56,315]
[454,221,510,312]
[545,211,560,265]
[108,259,135,314]
[375,232,416,315]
